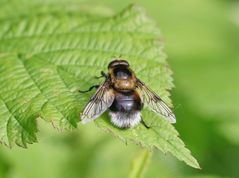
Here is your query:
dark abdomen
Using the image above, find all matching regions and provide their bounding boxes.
[109,91,143,113]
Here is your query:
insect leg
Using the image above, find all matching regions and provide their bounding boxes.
[95,71,108,79]
[141,119,150,129]
[78,85,100,93]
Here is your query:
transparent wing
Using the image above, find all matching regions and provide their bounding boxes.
[136,79,176,123]
[81,80,114,124]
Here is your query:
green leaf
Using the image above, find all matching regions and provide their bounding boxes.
[0,0,199,169]
[96,110,200,169]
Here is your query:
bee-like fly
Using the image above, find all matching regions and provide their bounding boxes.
[80,59,176,128]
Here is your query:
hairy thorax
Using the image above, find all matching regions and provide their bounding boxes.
[110,66,136,91]
[113,79,136,91]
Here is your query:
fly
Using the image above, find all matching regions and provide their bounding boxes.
[79,59,176,128]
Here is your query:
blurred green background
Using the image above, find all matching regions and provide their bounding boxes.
[0,0,239,178]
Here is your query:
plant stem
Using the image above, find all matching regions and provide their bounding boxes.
[128,149,152,178]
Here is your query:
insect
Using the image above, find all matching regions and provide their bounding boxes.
[80,59,176,128]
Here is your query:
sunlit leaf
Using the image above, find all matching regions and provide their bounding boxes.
[0,0,200,169]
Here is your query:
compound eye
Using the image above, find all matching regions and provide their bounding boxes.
[108,60,129,68]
